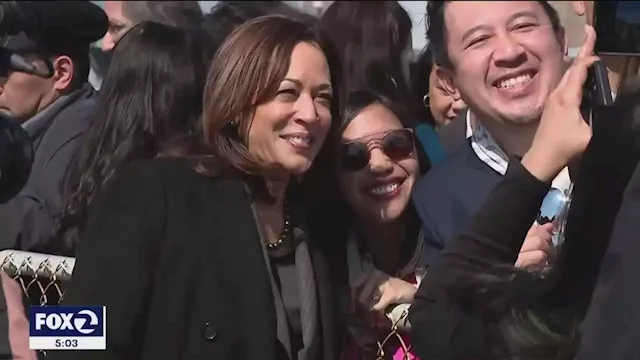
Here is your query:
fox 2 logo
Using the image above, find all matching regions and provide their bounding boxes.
[29,306,105,337]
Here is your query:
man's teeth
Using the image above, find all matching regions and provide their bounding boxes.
[371,182,399,195]
[497,73,532,89]
[284,136,311,145]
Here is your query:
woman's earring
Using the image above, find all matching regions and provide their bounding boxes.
[422,94,430,108]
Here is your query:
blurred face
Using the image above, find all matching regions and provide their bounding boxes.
[102,1,135,52]
[443,1,567,125]
[0,58,56,123]
[337,104,419,223]
[248,42,333,176]
[428,65,467,127]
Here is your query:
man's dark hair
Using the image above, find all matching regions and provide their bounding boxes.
[427,1,562,68]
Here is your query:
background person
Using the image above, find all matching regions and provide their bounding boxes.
[56,21,205,256]
[0,1,108,252]
[411,0,568,269]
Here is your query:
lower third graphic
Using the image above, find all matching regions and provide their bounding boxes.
[29,306,106,350]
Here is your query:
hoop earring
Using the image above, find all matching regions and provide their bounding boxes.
[422,94,430,108]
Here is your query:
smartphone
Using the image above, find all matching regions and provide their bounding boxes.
[581,60,614,126]
[593,1,640,57]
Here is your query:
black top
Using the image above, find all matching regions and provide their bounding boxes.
[49,157,341,360]
[409,159,553,359]
[410,142,630,360]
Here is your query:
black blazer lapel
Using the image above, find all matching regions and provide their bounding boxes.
[206,179,279,359]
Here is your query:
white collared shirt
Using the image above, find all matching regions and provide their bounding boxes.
[466,111,572,245]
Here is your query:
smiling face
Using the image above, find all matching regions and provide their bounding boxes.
[247,42,333,176]
[443,1,567,126]
[337,103,419,223]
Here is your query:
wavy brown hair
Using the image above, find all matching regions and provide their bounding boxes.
[198,15,337,202]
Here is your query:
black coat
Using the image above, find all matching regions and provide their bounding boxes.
[49,158,342,360]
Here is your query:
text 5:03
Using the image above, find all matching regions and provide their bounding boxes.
[55,339,78,348]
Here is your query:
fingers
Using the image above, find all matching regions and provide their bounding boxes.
[515,250,549,270]
[372,288,394,312]
[520,230,552,253]
[526,222,553,236]
[576,25,597,61]
[518,223,553,269]
[563,55,601,104]
[555,25,599,104]
[356,271,388,308]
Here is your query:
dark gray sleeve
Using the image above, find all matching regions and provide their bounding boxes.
[2,132,83,252]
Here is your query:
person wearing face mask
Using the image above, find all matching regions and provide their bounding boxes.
[50,16,341,360]
[411,1,571,270]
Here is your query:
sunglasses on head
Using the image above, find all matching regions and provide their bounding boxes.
[340,128,415,171]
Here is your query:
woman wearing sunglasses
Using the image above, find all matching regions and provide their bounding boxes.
[305,90,430,359]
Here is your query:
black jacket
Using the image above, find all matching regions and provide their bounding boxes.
[49,158,342,360]
[0,83,97,253]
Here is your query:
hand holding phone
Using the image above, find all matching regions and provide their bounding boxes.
[523,25,600,182]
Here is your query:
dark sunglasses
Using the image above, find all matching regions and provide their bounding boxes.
[340,129,415,171]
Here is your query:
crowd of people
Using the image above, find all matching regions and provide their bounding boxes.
[0,0,639,359]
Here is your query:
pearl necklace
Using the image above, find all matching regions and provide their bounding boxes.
[266,200,292,251]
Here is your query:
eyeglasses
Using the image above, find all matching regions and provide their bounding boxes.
[340,129,415,171]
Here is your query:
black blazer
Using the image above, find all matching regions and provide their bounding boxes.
[49,158,342,360]
[411,140,502,263]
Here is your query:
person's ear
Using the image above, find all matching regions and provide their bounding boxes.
[570,1,586,16]
[435,66,461,100]
[51,55,74,92]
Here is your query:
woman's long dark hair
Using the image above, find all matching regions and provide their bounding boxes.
[57,22,205,251]
[317,1,413,110]
[449,81,640,359]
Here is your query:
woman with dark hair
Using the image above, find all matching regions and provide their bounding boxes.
[56,21,204,256]
[51,15,340,360]
[305,89,431,359]
[317,1,413,108]
[411,45,466,130]
[199,1,317,67]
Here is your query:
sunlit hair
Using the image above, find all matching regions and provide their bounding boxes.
[198,15,336,203]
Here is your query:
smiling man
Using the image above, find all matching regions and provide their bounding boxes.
[411,1,570,266]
